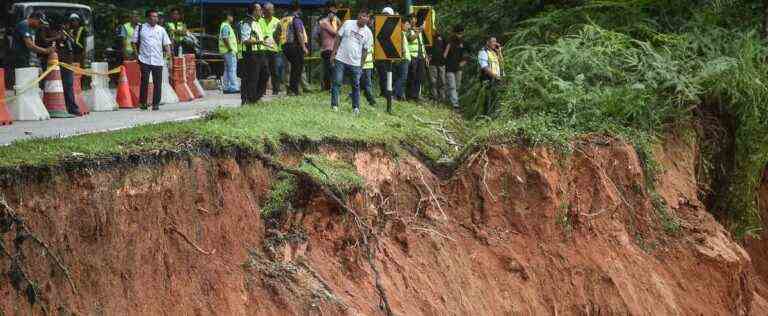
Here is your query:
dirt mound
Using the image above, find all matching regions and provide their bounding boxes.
[0,139,761,314]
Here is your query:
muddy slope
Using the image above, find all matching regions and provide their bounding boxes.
[0,139,762,315]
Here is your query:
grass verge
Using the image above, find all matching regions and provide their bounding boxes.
[0,94,464,168]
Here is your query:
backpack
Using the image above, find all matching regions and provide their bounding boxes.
[279,16,292,46]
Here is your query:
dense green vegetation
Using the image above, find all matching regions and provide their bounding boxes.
[437,0,768,236]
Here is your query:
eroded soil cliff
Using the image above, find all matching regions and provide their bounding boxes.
[0,138,763,315]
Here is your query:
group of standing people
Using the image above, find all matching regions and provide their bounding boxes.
[12,11,90,117]
[219,1,310,105]
[115,1,505,113]
[315,2,501,113]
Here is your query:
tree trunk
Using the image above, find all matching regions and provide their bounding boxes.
[764,0,768,40]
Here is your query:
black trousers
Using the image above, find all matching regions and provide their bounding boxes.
[139,62,163,107]
[257,51,280,97]
[60,67,80,115]
[283,44,305,95]
[266,51,281,95]
[241,52,267,104]
[321,50,333,91]
[407,57,426,100]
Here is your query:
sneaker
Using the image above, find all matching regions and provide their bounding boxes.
[332,106,339,112]
[152,105,160,111]
[353,108,360,115]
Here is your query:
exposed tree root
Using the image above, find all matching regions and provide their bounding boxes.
[167,225,216,255]
[0,196,78,296]
[575,147,634,214]
[410,226,456,241]
[417,168,448,221]
[258,153,394,316]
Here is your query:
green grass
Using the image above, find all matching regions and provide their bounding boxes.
[261,172,298,220]
[0,94,464,168]
[299,154,365,198]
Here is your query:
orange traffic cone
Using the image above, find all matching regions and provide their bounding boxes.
[116,66,136,109]
[185,54,203,99]
[72,63,90,116]
[43,52,75,118]
[124,60,141,106]
[172,57,193,102]
[0,68,13,125]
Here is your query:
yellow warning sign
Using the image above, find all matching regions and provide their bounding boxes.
[412,6,435,47]
[374,15,403,61]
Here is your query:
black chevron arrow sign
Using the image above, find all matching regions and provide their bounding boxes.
[375,15,402,60]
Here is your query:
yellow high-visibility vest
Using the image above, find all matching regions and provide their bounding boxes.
[218,21,238,54]
[123,23,134,55]
[487,49,501,77]
[166,21,187,43]
[259,17,281,52]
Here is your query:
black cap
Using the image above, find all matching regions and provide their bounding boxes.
[30,11,49,25]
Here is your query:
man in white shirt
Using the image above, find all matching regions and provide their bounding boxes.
[131,9,172,111]
[330,9,373,114]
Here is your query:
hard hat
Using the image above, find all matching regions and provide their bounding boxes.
[69,13,81,21]
[382,7,395,15]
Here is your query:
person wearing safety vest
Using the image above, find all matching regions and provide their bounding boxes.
[240,3,269,105]
[393,18,411,101]
[360,39,377,107]
[406,14,427,101]
[68,13,88,66]
[219,11,240,94]
[259,2,282,96]
[478,36,504,115]
[166,8,189,55]
[118,12,140,60]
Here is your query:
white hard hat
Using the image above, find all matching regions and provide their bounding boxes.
[382,7,395,15]
[69,13,81,21]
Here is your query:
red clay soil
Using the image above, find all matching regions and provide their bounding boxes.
[0,138,763,315]
[743,168,768,312]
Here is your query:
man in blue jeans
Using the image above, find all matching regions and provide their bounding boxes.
[393,19,411,101]
[330,9,373,114]
[219,11,240,94]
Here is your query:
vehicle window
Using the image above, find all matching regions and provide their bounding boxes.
[24,6,93,35]
[202,36,217,52]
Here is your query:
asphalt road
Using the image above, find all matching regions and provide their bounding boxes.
[0,90,247,145]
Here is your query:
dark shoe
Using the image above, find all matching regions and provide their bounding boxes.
[140,104,148,110]
[223,90,240,94]
[152,105,160,111]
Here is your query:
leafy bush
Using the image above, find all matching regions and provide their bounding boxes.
[456,0,768,236]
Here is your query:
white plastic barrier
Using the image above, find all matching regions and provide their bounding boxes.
[9,67,50,121]
[89,62,118,112]
[161,65,179,104]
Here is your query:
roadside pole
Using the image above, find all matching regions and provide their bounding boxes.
[386,61,393,114]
